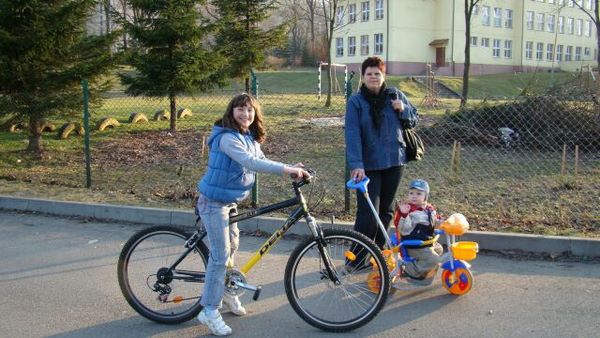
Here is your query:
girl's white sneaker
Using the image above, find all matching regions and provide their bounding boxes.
[223,294,247,316]
[197,309,232,336]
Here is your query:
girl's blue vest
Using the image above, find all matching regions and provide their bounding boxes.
[198,126,257,203]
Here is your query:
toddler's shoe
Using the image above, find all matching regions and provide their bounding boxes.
[197,309,232,336]
[223,294,247,316]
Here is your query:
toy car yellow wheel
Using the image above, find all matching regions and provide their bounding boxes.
[441,267,473,295]
[366,271,382,293]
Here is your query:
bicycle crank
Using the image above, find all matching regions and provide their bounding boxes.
[225,269,262,301]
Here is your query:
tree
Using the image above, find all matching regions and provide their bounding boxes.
[321,0,347,107]
[573,0,600,96]
[212,0,287,92]
[461,0,481,108]
[119,0,225,133]
[0,0,118,154]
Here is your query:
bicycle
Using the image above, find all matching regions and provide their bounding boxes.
[346,177,478,296]
[117,171,390,332]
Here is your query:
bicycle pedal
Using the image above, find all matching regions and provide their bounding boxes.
[252,286,262,301]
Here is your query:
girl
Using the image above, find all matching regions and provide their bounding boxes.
[196,93,309,336]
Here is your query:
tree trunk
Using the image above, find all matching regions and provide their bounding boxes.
[27,113,42,154]
[595,0,600,103]
[461,1,472,108]
[169,94,177,133]
[245,76,250,94]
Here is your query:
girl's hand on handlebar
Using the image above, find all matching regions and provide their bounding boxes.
[284,164,311,181]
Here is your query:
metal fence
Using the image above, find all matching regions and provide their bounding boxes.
[3,73,599,235]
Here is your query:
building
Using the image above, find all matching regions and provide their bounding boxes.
[331,0,598,76]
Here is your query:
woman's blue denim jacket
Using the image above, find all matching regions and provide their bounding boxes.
[345,87,418,171]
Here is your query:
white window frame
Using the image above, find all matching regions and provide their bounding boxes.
[374,33,384,54]
[547,15,555,32]
[504,40,512,58]
[471,36,478,46]
[336,37,344,57]
[527,11,534,30]
[567,17,574,34]
[566,45,572,61]
[481,37,490,47]
[575,46,582,61]
[482,6,490,26]
[348,36,356,56]
[335,6,344,26]
[348,4,357,23]
[493,8,502,27]
[586,20,592,37]
[375,0,384,20]
[360,34,369,55]
[584,47,591,58]
[536,13,545,31]
[525,41,533,59]
[361,1,370,22]
[546,43,554,61]
[504,9,513,28]
[558,16,565,34]
[493,39,501,57]
[536,42,544,60]
[576,19,583,36]
[556,44,563,61]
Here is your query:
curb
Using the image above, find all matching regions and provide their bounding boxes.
[1,195,599,258]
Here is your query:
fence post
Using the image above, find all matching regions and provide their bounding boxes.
[82,80,92,188]
[251,70,259,207]
[344,72,354,212]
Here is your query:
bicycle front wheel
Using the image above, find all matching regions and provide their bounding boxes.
[284,228,390,332]
[117,226,209,324]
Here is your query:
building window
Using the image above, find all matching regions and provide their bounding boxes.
[536,13,545,31]
[576,19,583,36]
[525,41,533,59]
[556,44,563,61]
[335,6,344,26]
[493,7,502,27]
[361,1,370,22]
[348,36,356,56]
[493,39,501,57]
[568,0,574,7]
[336,37,344,57]
[567,17,574,34]
[585,47,591,58]
[586,20,593,36]
[505,9,513,28]
[473,4,479,15]
[527,11,534,30]
[471,36,478,46]
[482,6,490,26]
[348,4,357,23]
[536,42,544,60]
[360,35,369,55]
[587,0,593,9]
[575,46,582,60]
[374,33,384,54]
[558,16,564,34]
[558,0,565,5]
[546,43,554,61]
[566,46,572,61]
[547,15,555,32]
[504,40,512,58]
[375,0,384,20]
[481,37,490,47]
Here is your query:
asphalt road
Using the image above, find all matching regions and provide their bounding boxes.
[1,210,599,338]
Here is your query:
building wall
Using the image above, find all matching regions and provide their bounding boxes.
[331,0,597,75]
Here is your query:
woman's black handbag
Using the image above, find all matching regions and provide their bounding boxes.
[400,118,425,162]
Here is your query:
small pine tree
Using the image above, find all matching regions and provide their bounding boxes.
[0,0,118,154]
[118,0,226,132]
[212,0,287,92]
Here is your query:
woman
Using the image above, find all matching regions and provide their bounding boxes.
[345,56,418,257]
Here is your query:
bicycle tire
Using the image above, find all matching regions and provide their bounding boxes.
[284,227,390,332]
[117,226,209,324]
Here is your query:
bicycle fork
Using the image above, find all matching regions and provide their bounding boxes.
[306,215,341,284]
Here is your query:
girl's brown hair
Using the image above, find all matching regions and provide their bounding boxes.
[217,93,266,143]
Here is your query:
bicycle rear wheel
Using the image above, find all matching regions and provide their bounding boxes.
[284,228,389,332]
[117,226,209,324]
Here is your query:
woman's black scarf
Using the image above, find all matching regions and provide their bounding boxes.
[360,82,387,129]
